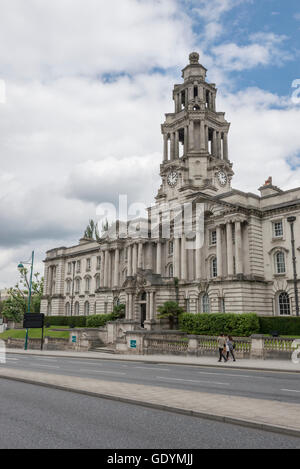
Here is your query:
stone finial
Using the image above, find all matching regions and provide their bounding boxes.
[189,52,200,64]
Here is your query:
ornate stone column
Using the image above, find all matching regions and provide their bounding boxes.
[104,249,109,287]
[195,233,201,279]
[200,120,206,151]
[170,132,175,161]
[146,292,150,320]
[138,242,143,270]
[212,129,217,157]
[223,133,228,160]
[174,237,180,278]
[163,134,168,162]
[217,132,222,158]
[216,225,223,278]
[114,248,119,288]
[181,235,187,280]
[235,221,243,275]
[156,241,162,275]
[175,130,179,159]
[127,245,132,277]
[189,121,194,151]
[100,250,105,286]
[149,291,154,321]
[226,223,234,276]
[184,126,188,155]
[132,243,138,276]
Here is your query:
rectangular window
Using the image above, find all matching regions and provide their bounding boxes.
[96,256,101,270]
[76,260,81,273]
[210,230,217,246]
[86,258,91,271]
[67,262,72,274]
[273,221,283,238]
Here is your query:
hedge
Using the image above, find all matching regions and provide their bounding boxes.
[179,313,260,337]
[86,314,116,328]
[45,316,87,328]
[259,317,300,336]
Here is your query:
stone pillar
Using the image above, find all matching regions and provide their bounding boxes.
[100,250,105,286]
[174,94,179,113]
[226,223,234,276]
[195,233,201,279]
[188,86,193,101]
[114,248,119,287]
[163,134,168,162]
[127,245,132,277]
[181,235,187,280]
[174,237,180,278]
[200,120,205,151]
[217,132,222,158]
[146,292,150,320]
[235,221,243,275]
[132,243,138,276]
[212,94,216,111]
[212,130,217,157]
[205,125,209,151]
[156,241,162,275]
[170,132,175,161]
[189,121,194,151]
[104,250,109,287]
[184,126,188,155]
[107,250,112,288]
[216,225,222,278]
[223,133,228,160]
[149,291,154,321]
[128,293,133,320]
[175,130,179,159]
[138,242,143,270]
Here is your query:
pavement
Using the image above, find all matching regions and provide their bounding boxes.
[1,349,300,438]
[5,347,300,373]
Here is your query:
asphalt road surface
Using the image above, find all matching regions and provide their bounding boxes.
[0,378,300,449]
[2,353,300,404]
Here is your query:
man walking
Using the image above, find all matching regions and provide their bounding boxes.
[217,333,227,362]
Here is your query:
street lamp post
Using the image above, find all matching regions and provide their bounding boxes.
[287,217,299,317]
[18,251,35,350]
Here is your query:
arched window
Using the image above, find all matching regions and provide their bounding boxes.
[211,257,217,278]
[95,274,100,290]
[168,264,174,278]
[84,301,90,316]
[65,302,70,316]
[75,278,81,293]
[278,292,290,316]
[85,277,91,293]
[168,241,174,255]
[201,293,210,313]
[74,301,80,316]
[275,251,286,274]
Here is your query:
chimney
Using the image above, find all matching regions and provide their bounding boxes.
[259,177,282,197]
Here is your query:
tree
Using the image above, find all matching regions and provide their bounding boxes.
[157,301,185,330]
[1,271,44,322]
[112,303,126,320]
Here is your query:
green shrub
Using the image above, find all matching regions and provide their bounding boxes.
[86,314,115,328]
[45,316,87,328]
[259,317,300,336]
[179,313,260,337]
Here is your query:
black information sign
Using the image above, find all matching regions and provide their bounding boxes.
[23,313,44,329]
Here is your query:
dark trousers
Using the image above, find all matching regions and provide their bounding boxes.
[218,348,227,362]
[226,349,236,361]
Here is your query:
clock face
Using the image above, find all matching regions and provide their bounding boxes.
[167,171,178,187]
[217,171,227,186]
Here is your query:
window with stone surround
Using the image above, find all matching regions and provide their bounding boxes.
[275,251,286,274]
[211,257,217,278]
[67,262,72,274]
[278,292,291,316]
[96,256,101,270]
[168,241,174,255]
[85,277,91,293]
[201,293,210,313]
[75,278,81,293]
[65,302,70,316]
[273,220,283,238]
[168,264,174,278]
[74,301,79,315]
[76,260,81,273]
[210,230,217,246]
[86,258,91,271]
[84,301,90,316]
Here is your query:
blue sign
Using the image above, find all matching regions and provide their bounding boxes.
[72,335,77,343]
[130,340,137,349]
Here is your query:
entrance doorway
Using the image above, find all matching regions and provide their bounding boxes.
[139,292,147,328]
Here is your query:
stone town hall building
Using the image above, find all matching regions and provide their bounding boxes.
[41,53,300,325]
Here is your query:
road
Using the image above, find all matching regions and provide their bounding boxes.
[2,353,300,404]
[0,377,300,449]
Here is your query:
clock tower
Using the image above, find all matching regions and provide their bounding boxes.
[156,52,234,204]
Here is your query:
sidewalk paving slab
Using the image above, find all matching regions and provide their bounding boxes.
[5,348,300,374]
[1,367,300,438]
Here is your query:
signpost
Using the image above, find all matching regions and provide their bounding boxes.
[23,313,45,350]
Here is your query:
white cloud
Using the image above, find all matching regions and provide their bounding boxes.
[192,0,249,22]
[212,33,291,70]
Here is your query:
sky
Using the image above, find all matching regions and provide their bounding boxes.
[0,0,300,288]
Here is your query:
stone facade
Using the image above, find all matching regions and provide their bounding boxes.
[41,53,300,324]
